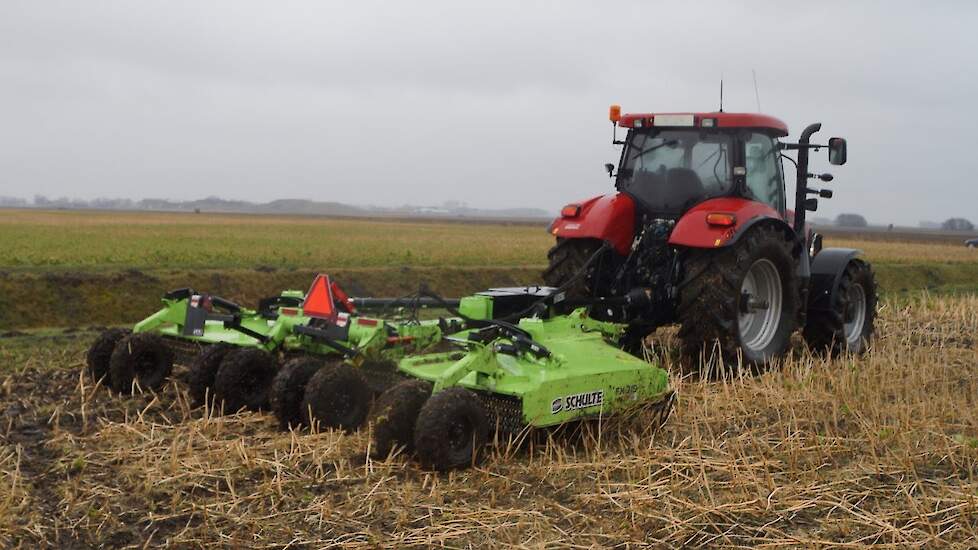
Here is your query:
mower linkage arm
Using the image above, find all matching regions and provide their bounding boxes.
[552,287,652,314]
[201,311,270,344]
[467,323,551,359]
[292,324,356,357]
[349,297,462,309]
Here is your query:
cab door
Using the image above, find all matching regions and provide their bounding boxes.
[743,132,786,215]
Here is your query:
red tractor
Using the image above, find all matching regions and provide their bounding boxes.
[544,107,877,367]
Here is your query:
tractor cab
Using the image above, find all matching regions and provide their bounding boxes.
[611,112,790,219]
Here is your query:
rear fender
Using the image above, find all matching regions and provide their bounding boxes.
[808,248,862,312]
[549,194,635,256]
[668,197,795,249]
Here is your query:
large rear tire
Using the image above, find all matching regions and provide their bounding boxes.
[414,387,489,471]
[677,225,800,370]
[108,333,173,393]
[86,328,131,384]
[212,348,277,413]
[369,379,433,459]
[803,259,877,355]
[542,238,604,298]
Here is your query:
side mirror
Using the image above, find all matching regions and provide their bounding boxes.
[828,137,847,165]
[604,163,615,178]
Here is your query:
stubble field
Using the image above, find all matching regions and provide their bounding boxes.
[2,209,978,548]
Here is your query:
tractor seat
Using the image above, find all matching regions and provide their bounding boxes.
[631,167,705,213]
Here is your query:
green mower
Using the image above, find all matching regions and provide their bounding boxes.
[87,274,449,430]
[88,274,675,470]
[371,306,674,470]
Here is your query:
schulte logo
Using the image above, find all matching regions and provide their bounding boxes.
[550,390,604,414]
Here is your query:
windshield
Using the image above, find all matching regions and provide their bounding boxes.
[617,129,734,215]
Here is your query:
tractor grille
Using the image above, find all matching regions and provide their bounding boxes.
[161,336,207,366]
[475,391,527,440]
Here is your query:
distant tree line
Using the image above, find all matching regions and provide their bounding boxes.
[0,195,551,219]
[835,213,868,228]
[835,213,974,232]
[942,218,974,231]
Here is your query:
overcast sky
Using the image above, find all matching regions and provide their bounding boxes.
[0,1,975,225]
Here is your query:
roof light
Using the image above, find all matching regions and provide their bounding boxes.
[609,104,621,123]
[706,213,737,227]
[733,166,746,176]
[634,118,643,128]
[561,204,581,218]
[701,118,715,127]
[653,114,695,127]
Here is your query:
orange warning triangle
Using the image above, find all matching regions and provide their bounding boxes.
[302,274,336,319]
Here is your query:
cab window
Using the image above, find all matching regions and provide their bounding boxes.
[744,132,784,212]
[617,129,734,215]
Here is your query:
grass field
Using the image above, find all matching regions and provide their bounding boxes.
[2,209,978,547]
[0,210,552,271]
[2,209,978,271]
[3,209,978,330]
[2,208,978,332]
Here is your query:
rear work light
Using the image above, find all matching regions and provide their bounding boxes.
[561,204,582,218]
[706,213,737,227]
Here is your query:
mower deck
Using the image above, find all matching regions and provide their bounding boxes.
[399,309,671,431]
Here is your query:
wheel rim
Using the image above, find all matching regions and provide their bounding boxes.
[333,391,355,423]
[447,416,473,454]
[134,350,164,383]
[738,258,783,353]
[133,351,155,377]
[843,282,867,346]
[242,369,263,400]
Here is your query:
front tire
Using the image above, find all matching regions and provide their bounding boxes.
[677,225,800,369]
[270,357,324,429]
[212,348,277,413]
[803,259,877,355]
[86,328,131,384]
[369,379,433,458]
[187,344,233,407]
[414,387,489,471]
[108,333,173,393]
[301,364,371,432]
